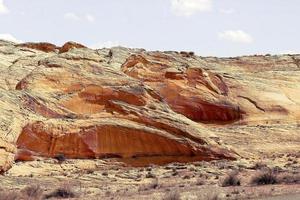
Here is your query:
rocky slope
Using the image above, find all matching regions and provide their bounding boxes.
[0,40,299,174]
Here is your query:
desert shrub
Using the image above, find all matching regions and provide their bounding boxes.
[138,179,159,191]
[21,185,43,200]
[179,51,194,58]
[277,173,300,184]
[195,178,205,186]
[162,190,181,200]
[200,188,222,200]
[172,169,178,176]
[188,52,195,56]
[145,172,156,178]
[251,170,278,185]
[0,185,43,200]
[221,171,240,187]
[102,171,108,176]
[182,175,191,179]
[45,183,76,199]
[0,191,19,200]
[146,167,152,171]
[207,193,219,200]
[251,162,268,170]
[54,153,66,162]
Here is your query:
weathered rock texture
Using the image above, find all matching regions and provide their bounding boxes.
[0,40,299,172]
[121,53,241,122]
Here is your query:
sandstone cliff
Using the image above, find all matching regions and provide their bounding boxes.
[0,40,299,172]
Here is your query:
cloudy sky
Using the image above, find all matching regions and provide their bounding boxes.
[0,0,299,56]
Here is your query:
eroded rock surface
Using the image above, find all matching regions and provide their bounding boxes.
[0,41,237,172]
[0,40,299,172]
[121,53,242,122]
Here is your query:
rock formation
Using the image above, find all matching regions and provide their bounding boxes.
[0,40,299,172]
[121,53,241,122]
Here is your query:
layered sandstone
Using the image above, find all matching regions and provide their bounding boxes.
[121,53,242,122]
[0,40,299,172]
[0,41,237,172]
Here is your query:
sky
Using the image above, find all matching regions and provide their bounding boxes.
[0,0,299,57]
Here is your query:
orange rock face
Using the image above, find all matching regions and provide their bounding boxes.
[17,42,58,52]
[121,53,242,122]
[16,41,86,54]
[59,41,86,53]
[16,121,235,164]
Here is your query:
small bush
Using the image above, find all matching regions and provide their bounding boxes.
[145,172,156,178]
[179,51,194,58]
[207,193,219,200]
[188,52,195,57]
[195,178,205,186]
[54,153,66,162]
[21,185,43,200]
[102,171,108,176]
[0,185,43,200]
[221,171,240,187]
[251,170,278,185]
[251,162,268,170]
[0,191,19,200]
[138,179,159,191]
[162,190,181,200]
[182,175,191,179]
[277,173,300,184]
[45,183,76,199]
[172,169,178,176]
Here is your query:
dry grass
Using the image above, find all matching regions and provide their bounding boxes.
[250,162,268,170]
[0,185,43,200]
[201,190,220,200]
[277,172,300,184]
[44,182,77,199]
[0,191,19,200]
[162,190,181,200]
[195,178,205,186]
[221,171,241,187]
[251,170,278,185]
[138,178,159,191]
[21,185,43,200]
[207,194,220,200]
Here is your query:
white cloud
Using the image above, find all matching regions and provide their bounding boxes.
[0,33,22,43]
[90,41,121,49]
[218,30,254,44]
[171,0,212,17]
[85,14,95,22]
[219,8,235,14]
[64,12,81,21]
[0,0,9,14]
[64,12,95,23]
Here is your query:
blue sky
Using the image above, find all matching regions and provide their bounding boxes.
[0,0,299,56]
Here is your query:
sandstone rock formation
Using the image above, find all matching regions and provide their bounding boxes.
[0,41,234,172]
[0,39,299,172]
[121,53,242,122]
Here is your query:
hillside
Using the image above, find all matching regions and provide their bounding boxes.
[0,40,299,199]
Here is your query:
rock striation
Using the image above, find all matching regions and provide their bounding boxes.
[0,40,299,172]
[121,53,242,122]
